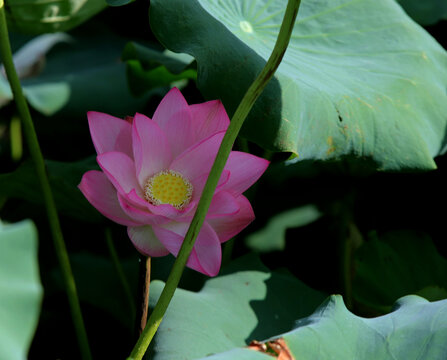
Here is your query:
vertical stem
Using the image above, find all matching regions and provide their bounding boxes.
[128,1,301,359]
[105,228,136,320]
[0,4,92,360]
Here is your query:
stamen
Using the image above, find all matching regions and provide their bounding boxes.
[144,170,193,209]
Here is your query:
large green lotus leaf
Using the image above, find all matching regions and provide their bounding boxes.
[5,0,107,34]
[148,255,326,360]
[150,0,447,171]
[353,230,447,312]
[0,220,43,360]
[201,295,447,359]
[397,0,447,25]
[245,205,321,252]
[0,157,102,222]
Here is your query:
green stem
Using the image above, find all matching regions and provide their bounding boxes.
[127,1,301,358]
[105,228,136,321]
[0,4,92,360]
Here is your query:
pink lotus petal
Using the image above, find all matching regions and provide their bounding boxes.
[170,131,225,180]
[190,100,230,143]
[132,113,172,186]
[152,87,189,128]
[146,202,185,219]
[191,170,230,202]
[222,151,270,195]
[128,226,170,257]
[97,151,142,196]
[88,111,132,157]
[78,170,140,226]
[126,189,152,209]
[162,109,195,158]
[153,221,221,276]
[178,174,236,223]
[125,189,197,221]
[207,195,254,243]
[118,194,169,226]
[207,191,239,218]
[178,171,232,222]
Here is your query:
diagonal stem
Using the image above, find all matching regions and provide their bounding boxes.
[0,3,92,360]
[127,1,301,359]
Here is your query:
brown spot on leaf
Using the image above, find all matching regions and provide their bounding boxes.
[248,339,294,360]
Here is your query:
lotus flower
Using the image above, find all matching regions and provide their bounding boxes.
[79,88,269,276]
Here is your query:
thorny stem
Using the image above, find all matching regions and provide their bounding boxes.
[127,1,302,359]
[0,3,92,359]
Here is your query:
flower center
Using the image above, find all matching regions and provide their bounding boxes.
[144,170,193,209]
